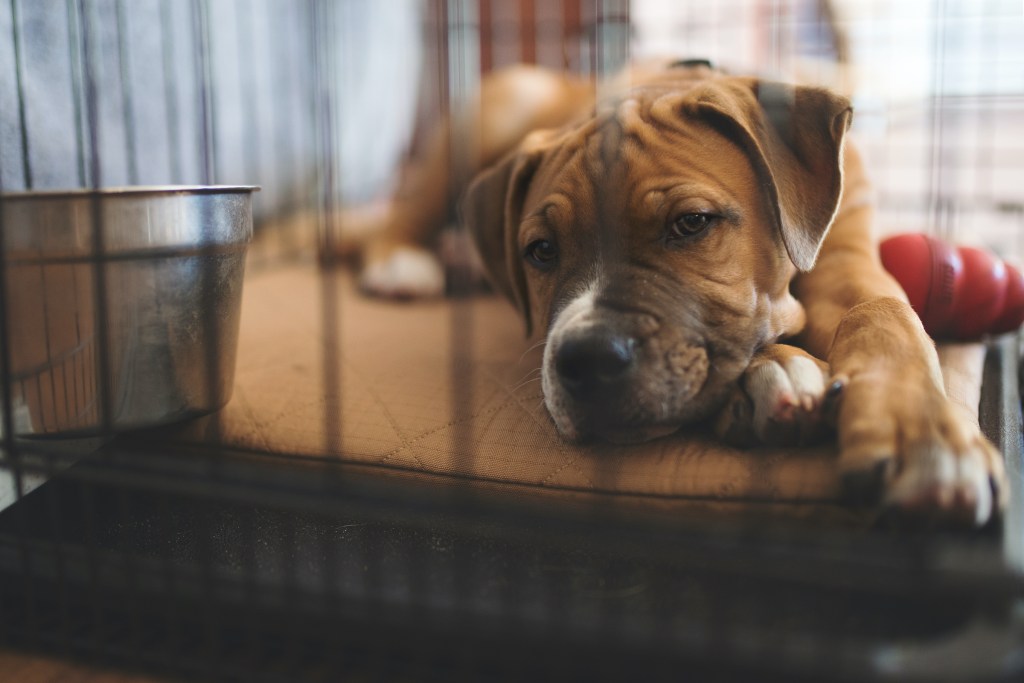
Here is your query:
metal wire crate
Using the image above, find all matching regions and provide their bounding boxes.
[1,1,1023,681]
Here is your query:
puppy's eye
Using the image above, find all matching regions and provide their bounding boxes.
[669,213,717,239]
[524,239,558,269]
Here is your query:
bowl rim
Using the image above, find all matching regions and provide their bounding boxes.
[0,185,260,200]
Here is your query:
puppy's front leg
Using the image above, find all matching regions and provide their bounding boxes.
[795,150,1007,527]
[823,297,1005,525]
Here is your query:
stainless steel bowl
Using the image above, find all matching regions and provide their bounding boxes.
[1,186,256,437]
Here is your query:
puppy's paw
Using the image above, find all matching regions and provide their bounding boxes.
[716,345,839,447]
[359,245,445,299]
[837,379,1007,528]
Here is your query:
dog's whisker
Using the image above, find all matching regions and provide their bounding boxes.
[512,370,544,387]
[517,340,547,364]
[509,375,543,393]
[508,367,542,390]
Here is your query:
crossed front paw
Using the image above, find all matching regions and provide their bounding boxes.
[715,344,840,448]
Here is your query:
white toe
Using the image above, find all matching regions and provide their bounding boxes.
[885,445,993,525]
[783,356,827,408]
[746,362,796,434]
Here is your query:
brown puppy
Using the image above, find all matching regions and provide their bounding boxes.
[363,61,1007,526]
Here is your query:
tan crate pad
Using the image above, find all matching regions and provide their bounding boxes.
[169,263,985,519]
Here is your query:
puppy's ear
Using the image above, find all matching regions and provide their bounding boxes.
[462,133,550,337]
[689,78,852,271]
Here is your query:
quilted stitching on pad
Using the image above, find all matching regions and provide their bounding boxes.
[167,263,984,514]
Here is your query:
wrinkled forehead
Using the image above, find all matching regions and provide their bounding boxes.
[521,91,759,230]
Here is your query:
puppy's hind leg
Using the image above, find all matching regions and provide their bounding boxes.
[359,127,452,299]
[359,65,592,299]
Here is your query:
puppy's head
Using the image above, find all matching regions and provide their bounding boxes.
[464,74,851,443]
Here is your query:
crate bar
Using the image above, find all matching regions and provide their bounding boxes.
[76,0,120,656]
[478,0,493,73]
[8,0,32,189]
[312,0,344,457]
[77,0,114,445]
[0,0,23,497]
[239,0,281,662]
[589,0,631,646]
[234,0,260,196]
[562,0,582,73]
[285,3,308,219]
[595,0,629,80]
[193,0,217,186]
[197,0,225,446]
[57,8,92,653]
[443,0,479,468]
[311,0,345,663]
[589,0,630,344]
[444,0,481,215]
[438,0,481,637]
[65,0,88,187]
[0,84,34,647]
[199,0,230,675]
[159,0,183,184]
[309,2,345,669]
[113,0,139,185]
[925,0,949,242]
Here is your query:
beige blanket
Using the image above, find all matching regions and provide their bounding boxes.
[170,263,986,524]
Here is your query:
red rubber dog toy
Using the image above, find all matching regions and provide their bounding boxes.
[879,233,1024,340]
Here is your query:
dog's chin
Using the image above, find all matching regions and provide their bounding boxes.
[552,410,684,445]
[548,383,735,445]
[590,423,681,445]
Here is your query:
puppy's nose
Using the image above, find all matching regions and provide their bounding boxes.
[555,333,636,396]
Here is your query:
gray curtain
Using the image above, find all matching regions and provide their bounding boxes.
[0,0,423,216]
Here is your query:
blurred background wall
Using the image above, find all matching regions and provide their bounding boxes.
[2,0,1022,259]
